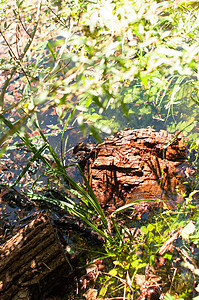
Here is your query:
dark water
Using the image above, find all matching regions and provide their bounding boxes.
[0,37,198,251]
[0,97,198,225]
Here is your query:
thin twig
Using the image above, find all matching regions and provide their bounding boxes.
[16,9,31,37]
[123,283,126,300]
[0,0,42,111]
[0,29,31,85]
[158,228,182,256]
[169,267,177,294]
[47,4,66,27]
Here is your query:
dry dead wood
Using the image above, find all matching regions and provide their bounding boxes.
[75,128,187,211]
[0,212,73,300]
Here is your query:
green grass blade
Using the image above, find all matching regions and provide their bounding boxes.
[111,216,124,244]
[163,119,198,152]
[33,119,64,170]
[191,96,199,106]
[0,114,29,146]
[76,164,108,227]
[13,142,48,186]
[111,199,159,216]
[0,115,52,168]
[60,95,88,165]
[27,192,110,241]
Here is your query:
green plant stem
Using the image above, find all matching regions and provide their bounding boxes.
[0,0,42,111]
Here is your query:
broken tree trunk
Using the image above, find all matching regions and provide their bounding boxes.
[0,212,73,300]
[75,128,187,211]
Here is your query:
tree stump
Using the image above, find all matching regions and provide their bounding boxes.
[0,212,73,300]
[75,128,187,211]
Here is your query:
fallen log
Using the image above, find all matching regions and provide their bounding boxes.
[74,128,187,211]
[0,212,73,300]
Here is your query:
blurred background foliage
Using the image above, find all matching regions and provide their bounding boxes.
[0,0,199,147]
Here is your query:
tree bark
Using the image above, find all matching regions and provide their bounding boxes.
[75,128,187,211]
[0,212,73,300]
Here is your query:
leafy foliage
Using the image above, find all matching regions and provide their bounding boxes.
[0,0,199,144]
[95,192,199,299]
[0,0,199,299]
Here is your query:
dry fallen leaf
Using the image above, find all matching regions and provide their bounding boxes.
[83,288,98,300]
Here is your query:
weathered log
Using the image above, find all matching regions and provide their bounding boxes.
[75,128,187,211]
[0,212,73,300]
[0,186,37,244]
[0,185,34,209]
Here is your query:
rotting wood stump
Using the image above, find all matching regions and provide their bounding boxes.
[0,212,73,300]
[74,128,187,212]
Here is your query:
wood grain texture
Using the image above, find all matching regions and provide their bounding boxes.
[77,128,187,211]
[0,212,72,300]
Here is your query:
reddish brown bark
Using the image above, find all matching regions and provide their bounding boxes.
[76,128,187,211]
[0,212,73,300]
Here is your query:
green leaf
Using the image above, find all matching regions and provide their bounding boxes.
[131,259,143,269]
[89,124,102,143]
[147,223,155,232]
[47,41,57,60]
[108,268,117,276]
[181,221,196,240]
[164,253,172,260]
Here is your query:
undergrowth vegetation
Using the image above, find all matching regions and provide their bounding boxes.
[2,111,198,299]
[0,0,199,299]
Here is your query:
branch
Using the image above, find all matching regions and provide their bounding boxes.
[0,0,42,111]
